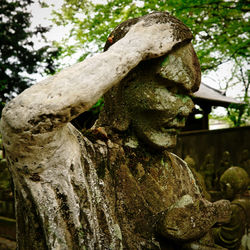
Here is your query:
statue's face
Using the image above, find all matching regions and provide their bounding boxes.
[220,182,234,201]
[124,43,200,149]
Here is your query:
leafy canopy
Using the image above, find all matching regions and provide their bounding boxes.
[0,0,60,111]
[51,0,249,72]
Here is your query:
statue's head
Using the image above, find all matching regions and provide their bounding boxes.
[219,166,249,200]
[98,12,201,149]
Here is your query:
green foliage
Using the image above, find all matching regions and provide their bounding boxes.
[225,66,249,127]
[210,100,250,128]
[51,0,249,70]
[0,0,61,112]
[168,0,249,72]
[227,103,250,127]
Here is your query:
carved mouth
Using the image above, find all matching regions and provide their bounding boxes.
[160,127,178,134]
[161,115,186,131]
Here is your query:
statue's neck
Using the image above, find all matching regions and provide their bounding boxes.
[88,124,169,158]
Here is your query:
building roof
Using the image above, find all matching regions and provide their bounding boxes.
[193,83,243,107]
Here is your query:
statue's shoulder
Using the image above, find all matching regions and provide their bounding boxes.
[81,127,109,143]
[232,196,250,223]
[78,126,125,160]
[167,151,189,168]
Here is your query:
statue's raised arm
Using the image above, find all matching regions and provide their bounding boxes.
[1,12,192,137]
[0,12,231,250]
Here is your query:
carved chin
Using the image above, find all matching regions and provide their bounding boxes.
[136,127,178,149]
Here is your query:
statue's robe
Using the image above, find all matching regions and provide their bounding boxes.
[2,119,228,249]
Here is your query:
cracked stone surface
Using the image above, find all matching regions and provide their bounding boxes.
[1,12,230,249]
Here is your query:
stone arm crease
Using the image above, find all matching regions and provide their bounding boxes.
[159,198,231,241]
[1,21,181,141]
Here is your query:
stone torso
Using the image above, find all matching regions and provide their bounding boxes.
[87,129,203,249]
[4,121,203,249]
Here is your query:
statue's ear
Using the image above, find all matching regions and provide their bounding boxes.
[226,183,232,191]
[110,102,131,131]
[96,85,131,132]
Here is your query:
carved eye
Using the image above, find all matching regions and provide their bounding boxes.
[166,86,179,94]
[166,84,191,96]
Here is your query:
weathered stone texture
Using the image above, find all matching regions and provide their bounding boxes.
[0,12,231,249]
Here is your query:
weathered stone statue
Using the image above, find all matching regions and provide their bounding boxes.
[213,166,250,250]
[200,153,215,191]
[239,149,250,176]
[0,12,231,249]
[215,151,232,189]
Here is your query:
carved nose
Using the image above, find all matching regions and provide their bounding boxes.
[178,107,190,117]
[178,98,194,117]
[156,42,201,93]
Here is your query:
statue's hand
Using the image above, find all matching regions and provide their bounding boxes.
[158,198,231,241]
[124,16,192,60]
[213,200,231,223]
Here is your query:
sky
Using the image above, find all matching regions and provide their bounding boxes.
[28,1,65,49]
[28,1,247,116]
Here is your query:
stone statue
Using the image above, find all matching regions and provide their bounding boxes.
[239,149,250,176]
[213,166,250,250]
[0,12,230,249]
[215,151,232,189]
[200,153,216,191]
